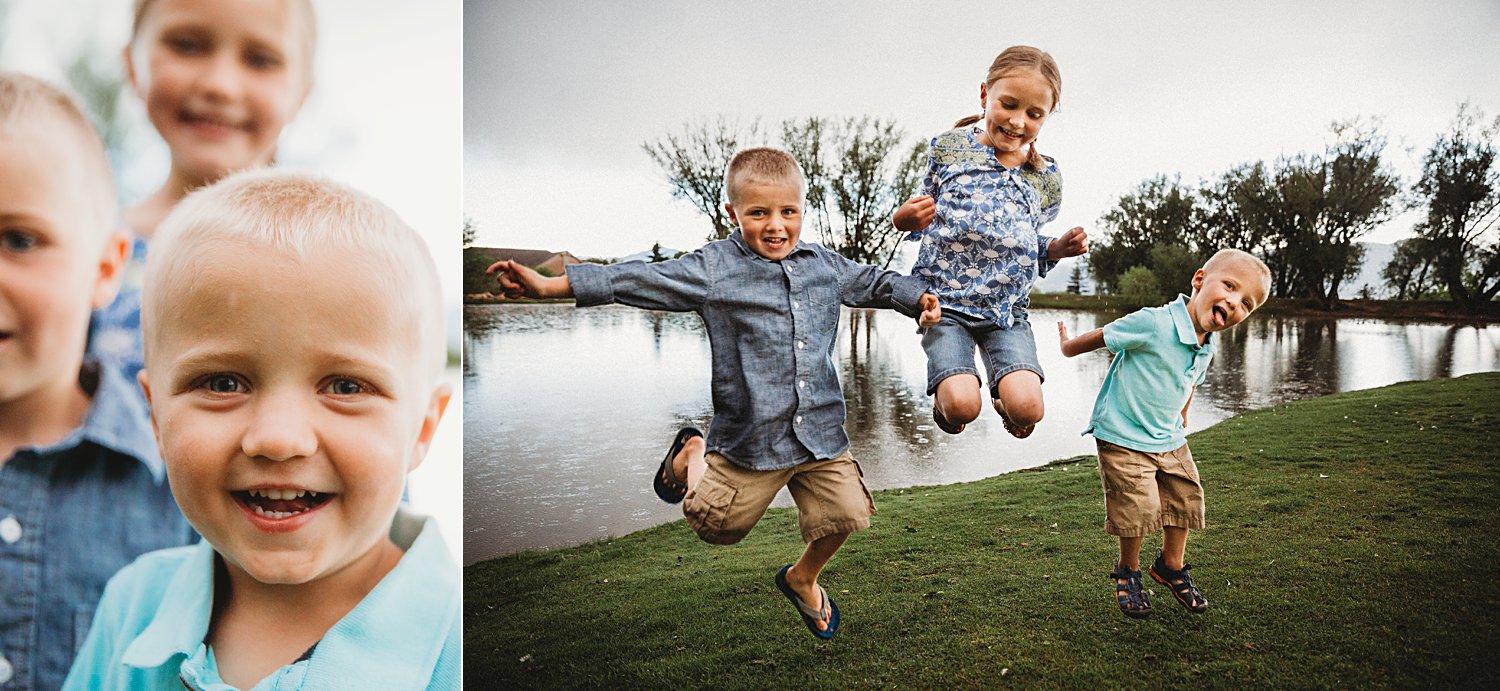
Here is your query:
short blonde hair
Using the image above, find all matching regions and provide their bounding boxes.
[0,72,117,243]
[131,0,318,85]
[141,168,445,380]
[723,147,806,207]
[1203,248,1272,294]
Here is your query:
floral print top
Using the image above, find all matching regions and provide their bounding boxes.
[908,125,1062,328]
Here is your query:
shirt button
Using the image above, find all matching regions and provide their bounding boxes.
[0,653,12,685]
[798,380,807,388]
[796,341,805,349]
[0,515,20,544]
[792,300,800,308]
[796,416,804,424]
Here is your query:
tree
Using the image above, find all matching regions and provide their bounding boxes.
[1090,175,1202,292]
[1066,264,1085,294]
[649,242,667,262]
[642,117,764,242]
[1410,102,1500,313]
[1147,243,1204,298]
[781,116,925,267]
[1118,265,1164,306]
[1381,237,1443,300]
[462,216,476,247]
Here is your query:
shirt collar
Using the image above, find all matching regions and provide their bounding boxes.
[727,229,812,262]
[33,359,166,483]
[1168,294,1212,348]
[120,510,458,687]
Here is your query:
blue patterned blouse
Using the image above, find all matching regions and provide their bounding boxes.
[908,125,1062,328]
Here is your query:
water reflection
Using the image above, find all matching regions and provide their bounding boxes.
[464,304,1497,562]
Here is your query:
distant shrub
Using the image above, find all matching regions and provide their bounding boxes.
[1119,265,1164,306]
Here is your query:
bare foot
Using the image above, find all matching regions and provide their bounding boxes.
[783,564,830,632]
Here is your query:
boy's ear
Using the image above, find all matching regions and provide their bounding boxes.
[123,44,143,97]
[407,383,453,473]
[91,230,131,310]
[1189,268,1206,294]
[138,369,163,446]
[723,202,739,228]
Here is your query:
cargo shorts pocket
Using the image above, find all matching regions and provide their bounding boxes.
[686,475,740,543]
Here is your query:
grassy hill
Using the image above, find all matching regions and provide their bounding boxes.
[465,373,1500,688]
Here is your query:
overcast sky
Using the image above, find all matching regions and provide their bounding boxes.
[465,0,1500,260]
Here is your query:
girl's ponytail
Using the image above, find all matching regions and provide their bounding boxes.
[953,114,982,128]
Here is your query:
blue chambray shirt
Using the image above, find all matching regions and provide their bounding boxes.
[1084,295,1217,452]
[63,509,460,691]
[0,360,194,691]
[567,231,928,471]
[909,125,1062,327]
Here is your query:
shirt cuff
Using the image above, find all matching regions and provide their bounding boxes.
[565,263,613,307]
[1036,235,1059,278]
[891,274,928,317]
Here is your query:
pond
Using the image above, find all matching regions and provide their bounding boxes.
[463,303,1497,563]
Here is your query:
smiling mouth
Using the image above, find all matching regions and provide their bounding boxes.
[1211,305,1228,327]
[233,488,334,519]
[763,236,788,250]
[998,126,1024,140]
[179,110,249,134]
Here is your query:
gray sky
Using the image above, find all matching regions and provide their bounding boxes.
[465,0,1500,259]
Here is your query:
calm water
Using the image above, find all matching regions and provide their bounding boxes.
[463,304,1497,563]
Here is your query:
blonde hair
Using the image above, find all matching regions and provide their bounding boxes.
[131,0,318,84]
[141,168,445,380]
[1203,248,1272,294]
[955,45,1062,170]
[0,72,118,243]
[723,147,806,207]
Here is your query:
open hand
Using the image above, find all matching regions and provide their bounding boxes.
[1056,320,1070,344]
[918,293,941,328]
[893,195,936,232]
[1047,226,1088,260]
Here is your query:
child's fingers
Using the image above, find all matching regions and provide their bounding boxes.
[485,259,511,275]
[1056,321,1068,339]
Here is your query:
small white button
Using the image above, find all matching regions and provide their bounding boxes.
[796,416,804,424]
[792,300,800,308]
[0,516,20,544]
[798,380,806,388]
[0,653,13,685]
[796,341,805,349]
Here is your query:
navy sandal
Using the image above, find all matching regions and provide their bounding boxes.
[1149,553,1208,613]
[1110,564,1152,619]
[652,427,701,504]
[775,564,840,639]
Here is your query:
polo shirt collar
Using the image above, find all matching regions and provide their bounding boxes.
[119,510,458,687]
[33,359,166,483]
[1167,294,1212,348]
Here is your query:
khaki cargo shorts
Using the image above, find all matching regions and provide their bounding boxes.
[683,450,875,545]
[1096,440,1206,537]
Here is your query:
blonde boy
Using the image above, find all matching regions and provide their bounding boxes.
[0,72,194,691]
[490,147,940,639]
[64,169,459,689]
[1058,249,1271,619]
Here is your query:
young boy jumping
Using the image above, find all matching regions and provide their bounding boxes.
[490,147,940,639]
[1058,248,1270,619]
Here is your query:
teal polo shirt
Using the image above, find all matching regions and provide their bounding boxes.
[1085,295,1215,453]
[63,509,460,690]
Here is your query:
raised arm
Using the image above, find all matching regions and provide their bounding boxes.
[1045,226,1088,260]
[487,260,573,299]
[1057,321,1106,357]
[892,194,935,233]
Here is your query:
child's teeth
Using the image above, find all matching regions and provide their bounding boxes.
[250,488,309,500]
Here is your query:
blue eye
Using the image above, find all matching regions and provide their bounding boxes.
[0,230,38,253]
[324,378,366,396]
[202,374,245,394]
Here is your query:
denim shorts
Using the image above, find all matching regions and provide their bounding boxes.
[920,309,1043,397]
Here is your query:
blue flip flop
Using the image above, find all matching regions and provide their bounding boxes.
[653,427,701,504]
[775,564,840,639]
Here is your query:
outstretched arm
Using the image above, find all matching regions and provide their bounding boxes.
[487,260,574,299]
[893,194,935,233]
[1057,321,1106,357]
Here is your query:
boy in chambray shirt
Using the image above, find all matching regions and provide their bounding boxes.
[0,72,193,691]
[1058,248,1270,620]
[490,147,940,639]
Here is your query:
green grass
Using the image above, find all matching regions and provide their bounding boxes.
[465,373,1500,688]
